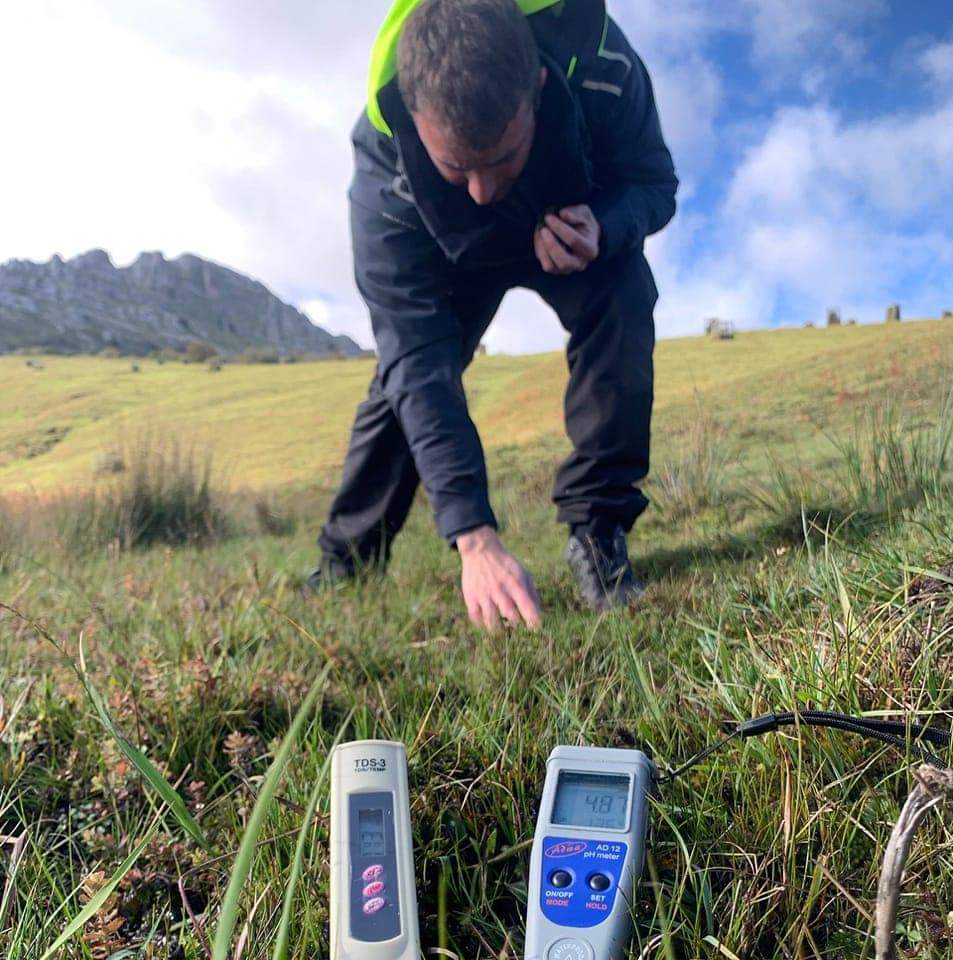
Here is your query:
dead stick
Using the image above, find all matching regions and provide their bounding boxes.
[875,765,953,960]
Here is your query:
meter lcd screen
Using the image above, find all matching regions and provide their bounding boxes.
[358,807,386,858]
[551,771,630,830]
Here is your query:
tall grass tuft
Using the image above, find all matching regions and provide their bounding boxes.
[831,390,953,510]
[743,453,819,519]
[654,409,729,518]
[0,501,18,575]
[62,436,230,551]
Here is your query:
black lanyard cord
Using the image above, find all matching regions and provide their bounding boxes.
[658,711,951,784]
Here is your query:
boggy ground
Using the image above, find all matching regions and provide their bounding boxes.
[1,320,952,958]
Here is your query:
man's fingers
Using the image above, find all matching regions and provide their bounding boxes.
[545,214,596,259]
[559,204,592,227]
[540,228,584,274]
[492,589,522,626]
[481,599,501,633]
[534,228,558,274]
[466,596,484,629]
[509,581,542,630]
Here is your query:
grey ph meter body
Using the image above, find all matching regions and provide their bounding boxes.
[330,741,421,960]
[525,746,655,960]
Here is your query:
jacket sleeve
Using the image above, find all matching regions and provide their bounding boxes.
[583,19,679,260]
[349,193,497,544]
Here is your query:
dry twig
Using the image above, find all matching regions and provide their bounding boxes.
[875,765,953,959]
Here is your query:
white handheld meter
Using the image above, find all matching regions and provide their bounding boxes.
[525,746,655,960]
[330,741,420,960]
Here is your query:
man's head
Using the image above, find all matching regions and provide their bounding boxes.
[397,0,547,205]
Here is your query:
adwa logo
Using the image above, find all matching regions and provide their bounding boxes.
[545,840,588,858]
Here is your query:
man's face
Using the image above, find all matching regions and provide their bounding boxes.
[413,67,546,207]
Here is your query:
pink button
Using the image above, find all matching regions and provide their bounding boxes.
[361,864,384,883]
[362,897,386,915]
[363,881,385,898]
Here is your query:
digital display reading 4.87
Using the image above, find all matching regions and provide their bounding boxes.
[358,807,386,858]
[551,771,630,830]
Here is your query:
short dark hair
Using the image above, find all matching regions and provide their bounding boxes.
[397,0,541,150]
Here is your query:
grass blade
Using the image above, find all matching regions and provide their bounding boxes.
[213,661,332,960]
[40,821,159,960]
[272,711,353,960]
[78,637,209,850]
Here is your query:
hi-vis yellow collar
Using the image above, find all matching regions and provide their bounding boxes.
[367,0,566,136]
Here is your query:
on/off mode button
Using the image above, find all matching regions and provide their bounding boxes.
[547,939,594,960]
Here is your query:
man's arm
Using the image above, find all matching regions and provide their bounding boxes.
[351,197,493,543]
[583,19,679,261]
[350,195,541,629]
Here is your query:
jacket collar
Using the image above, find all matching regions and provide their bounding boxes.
[381,53,593,265]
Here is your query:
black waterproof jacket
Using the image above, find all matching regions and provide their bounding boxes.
[348,2,678,542]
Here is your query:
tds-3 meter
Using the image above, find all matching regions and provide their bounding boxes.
[525,746,655,960]
[330,741,420,960]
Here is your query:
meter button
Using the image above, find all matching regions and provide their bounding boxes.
[587,873,612,892]
[361,864,384,883]
[549,870,574,888]
[362,880,385,898]
[547,939,593,960]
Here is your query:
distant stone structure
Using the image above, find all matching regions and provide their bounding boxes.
[886,304,901,323]
[847,318,858,326]
[942,310,951,320]
[476,343,488,356]
[826,309,841,327]
[704,318,735,339]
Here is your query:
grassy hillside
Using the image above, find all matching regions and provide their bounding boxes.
[2,318,950,496]
[1,319,951,959]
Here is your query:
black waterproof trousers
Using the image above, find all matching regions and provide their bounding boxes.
[318,245,656,566]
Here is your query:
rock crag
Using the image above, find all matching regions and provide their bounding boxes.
[0,249,362,357]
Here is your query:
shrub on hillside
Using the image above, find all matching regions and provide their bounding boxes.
[185,341,218,363]
[99,346,121,358]
[253,494,297,536]
[156,348,183,364]
[654,408,730,518]
[64,438,229,551]
[239,345,280,364]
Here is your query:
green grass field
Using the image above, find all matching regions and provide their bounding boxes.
[1,319,952,958]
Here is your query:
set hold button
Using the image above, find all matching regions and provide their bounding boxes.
[587,873,611,892]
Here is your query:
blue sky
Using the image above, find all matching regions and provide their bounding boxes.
[0,0,950,351]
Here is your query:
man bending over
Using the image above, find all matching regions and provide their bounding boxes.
[310,0,678,629]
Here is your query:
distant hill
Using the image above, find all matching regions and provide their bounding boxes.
[0,249,362,358]
[0,319,949,496]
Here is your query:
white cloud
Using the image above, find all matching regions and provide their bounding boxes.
[739,0,886,73]
[0,0,386,344]
[1,0,950,356]
[919,41,953,90]
[653,93,953,335]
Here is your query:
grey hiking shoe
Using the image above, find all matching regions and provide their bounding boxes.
[566,527,645,612]
[305,555,358,592]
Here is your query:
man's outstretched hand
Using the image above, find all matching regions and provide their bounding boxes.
[457,526,542,631]
[534,205,601,275]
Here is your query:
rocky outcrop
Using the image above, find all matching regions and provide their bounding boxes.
[0,249,362,357]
